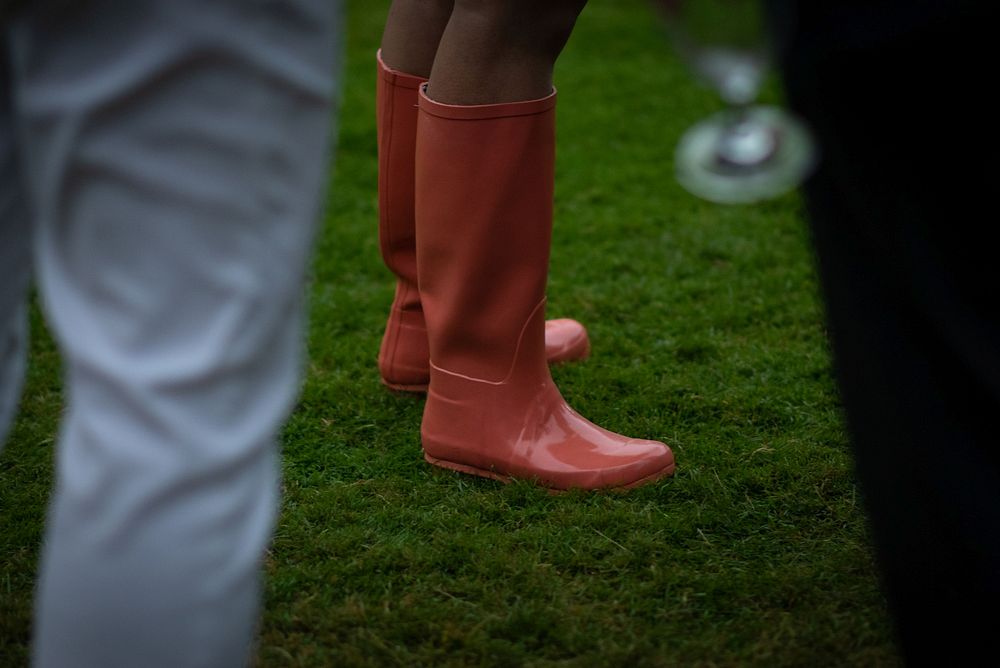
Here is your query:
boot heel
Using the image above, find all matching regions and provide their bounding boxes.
[420,375,490,467]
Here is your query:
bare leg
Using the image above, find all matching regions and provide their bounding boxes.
[380,0,455,78]
[427,0,588,104]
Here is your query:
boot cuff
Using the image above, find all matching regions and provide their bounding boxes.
[418,85,556,120]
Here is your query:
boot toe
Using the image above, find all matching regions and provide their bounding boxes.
[561,438,674,490]
[544,318,590,364]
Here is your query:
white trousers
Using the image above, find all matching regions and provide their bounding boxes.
[0,1,341,665]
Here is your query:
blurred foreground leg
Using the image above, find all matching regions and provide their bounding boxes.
[771,1,997,662]
[8,1,341,665]
[0,45,31,450]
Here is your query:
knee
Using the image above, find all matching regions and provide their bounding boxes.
[451,0,588,60]
[390,0,455,20]
[426,0,456,14]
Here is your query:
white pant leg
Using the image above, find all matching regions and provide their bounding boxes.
[0,44,32,451]
[8,1,342,665]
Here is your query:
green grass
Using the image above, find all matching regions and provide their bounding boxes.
[0,0,899,665]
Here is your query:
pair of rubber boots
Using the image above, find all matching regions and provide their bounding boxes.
[376,52,674,491]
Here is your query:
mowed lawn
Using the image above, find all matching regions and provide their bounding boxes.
[0,0,901,665]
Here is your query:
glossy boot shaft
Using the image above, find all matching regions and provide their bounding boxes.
[376,51,428,391]
[415,87,674,491]
[375,52,590,393]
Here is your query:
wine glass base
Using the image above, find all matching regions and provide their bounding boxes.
[675,106,816,204]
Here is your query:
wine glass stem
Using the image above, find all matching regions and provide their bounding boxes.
[715,105,777,167]
[726,104,751,129]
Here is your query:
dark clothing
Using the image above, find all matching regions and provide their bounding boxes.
[769,1,997,664]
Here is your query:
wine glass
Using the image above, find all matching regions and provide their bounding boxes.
[661,0,816,204]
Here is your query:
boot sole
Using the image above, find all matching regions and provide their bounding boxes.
[380,378,430,394]
[423,452,676,492]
